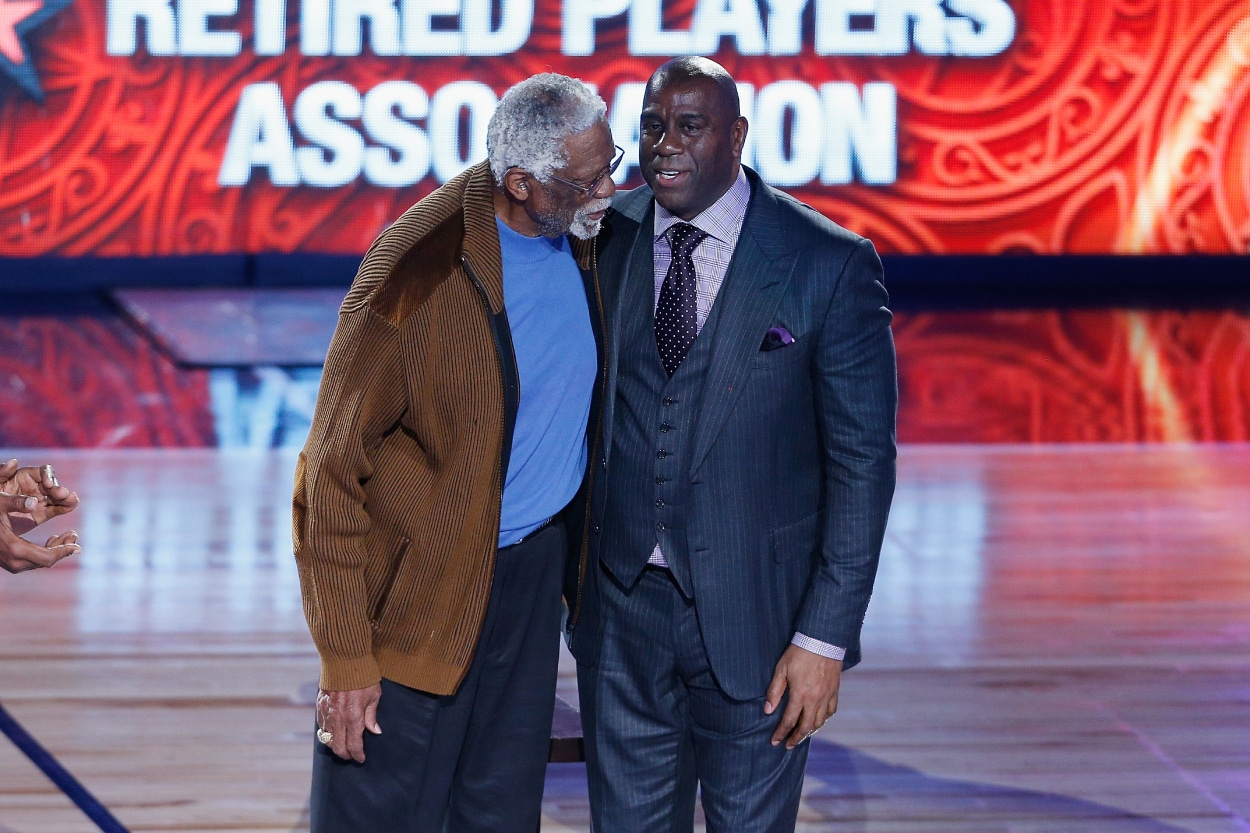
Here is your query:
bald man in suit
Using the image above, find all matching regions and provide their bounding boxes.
[565,57,897,831]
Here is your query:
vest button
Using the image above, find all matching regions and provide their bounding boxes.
[655,476,665,485]
[655,499,665,508]
[663,397,675,406]
[656,522,666,532]
[660,423,671,433]
[657,450,667,459]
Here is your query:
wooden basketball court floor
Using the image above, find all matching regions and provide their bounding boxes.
[1,444,1247,832]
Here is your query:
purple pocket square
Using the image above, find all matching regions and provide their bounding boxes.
[760,326,795,351]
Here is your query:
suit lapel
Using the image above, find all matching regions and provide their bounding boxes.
[600,195,655,468]
[690,177,797,474]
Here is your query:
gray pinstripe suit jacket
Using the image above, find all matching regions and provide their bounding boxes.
[567,167,897,700]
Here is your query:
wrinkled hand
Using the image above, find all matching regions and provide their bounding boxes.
[1,493,81,573]
[764,645,842,751]
[316,683,383,763]
[1,459,80,535]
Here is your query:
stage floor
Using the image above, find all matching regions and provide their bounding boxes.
[1,445,1248,832]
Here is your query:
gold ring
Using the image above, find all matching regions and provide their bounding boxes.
[316,728,333,745]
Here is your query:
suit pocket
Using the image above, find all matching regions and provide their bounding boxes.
[770,512,820,563]
[752,335,808,370]
[371,535,413,627]
[291,453,308,553]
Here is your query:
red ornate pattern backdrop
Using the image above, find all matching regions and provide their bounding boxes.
[894,310,1250,443]
[815,0,1250,255]
[3,309,1248,446]
[4,1,1249,447]
[0,315,214,445]
[2,0,1249,257]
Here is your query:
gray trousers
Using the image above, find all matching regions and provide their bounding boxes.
[309,520,566,833]
[579,565,810,833]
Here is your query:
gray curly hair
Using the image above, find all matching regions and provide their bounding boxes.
[487,74,607,185]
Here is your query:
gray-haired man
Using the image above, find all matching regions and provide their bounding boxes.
[295,73,618,832]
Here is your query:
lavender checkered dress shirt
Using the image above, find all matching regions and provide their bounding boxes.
[646,170,845,662]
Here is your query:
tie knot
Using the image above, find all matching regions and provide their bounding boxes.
[666,222,707,258]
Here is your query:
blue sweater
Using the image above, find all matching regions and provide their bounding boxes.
[496,217,597,547]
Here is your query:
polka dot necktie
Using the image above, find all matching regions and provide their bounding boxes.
[655,222,708,377]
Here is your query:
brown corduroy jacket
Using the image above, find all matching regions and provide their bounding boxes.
[294,161,600,695]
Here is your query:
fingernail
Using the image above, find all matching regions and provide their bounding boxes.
[23,497,37,511]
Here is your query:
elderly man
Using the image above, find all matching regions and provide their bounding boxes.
[294,73,619,832]
[1,459,80,574]
[567,57,897,831]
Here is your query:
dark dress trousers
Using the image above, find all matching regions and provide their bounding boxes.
[566,168,897,831]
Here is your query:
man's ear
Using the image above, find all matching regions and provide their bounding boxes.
[503,168,531,202]
[731,116,748,160]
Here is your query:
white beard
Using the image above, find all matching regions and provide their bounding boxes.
[568,197,612,240]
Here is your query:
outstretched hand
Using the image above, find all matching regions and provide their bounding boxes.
[1,493,81,573]
[764,644,842,751]
[1,459,80,534]
[1,460,81,574]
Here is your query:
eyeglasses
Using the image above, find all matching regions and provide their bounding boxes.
[547,145,625,198]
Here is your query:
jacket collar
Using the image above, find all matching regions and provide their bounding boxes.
[570,236,594,271]
[460,161,597,312]
[734,166,791,264]
[460,161,506,313]
[611,166,788,261]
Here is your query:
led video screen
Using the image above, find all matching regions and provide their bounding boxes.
[1,0,1248,259]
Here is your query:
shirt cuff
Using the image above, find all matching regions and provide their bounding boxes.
[791,632,846,661]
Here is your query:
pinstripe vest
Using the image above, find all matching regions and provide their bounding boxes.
[600,251,724,597]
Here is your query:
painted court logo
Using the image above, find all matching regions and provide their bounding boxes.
[1,0,70,101]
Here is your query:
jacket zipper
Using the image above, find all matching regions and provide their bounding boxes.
[461,253,508,674]
[461,253,509,532]
[569,235,608,632]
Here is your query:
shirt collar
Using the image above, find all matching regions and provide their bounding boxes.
[653,168,750,244]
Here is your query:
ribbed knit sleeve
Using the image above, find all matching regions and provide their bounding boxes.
[294,303,407,691]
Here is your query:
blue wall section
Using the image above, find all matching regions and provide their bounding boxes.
[3,253,1246,309]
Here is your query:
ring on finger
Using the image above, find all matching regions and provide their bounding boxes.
[316,728,333,745]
